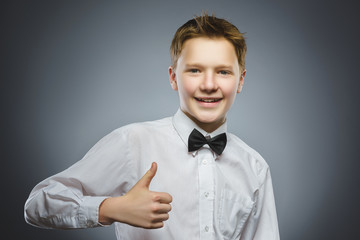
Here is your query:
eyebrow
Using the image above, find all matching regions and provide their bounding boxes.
[185,64,203,68]
[185,63,234,69]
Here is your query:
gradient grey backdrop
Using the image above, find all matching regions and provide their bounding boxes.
[2,0,359,239]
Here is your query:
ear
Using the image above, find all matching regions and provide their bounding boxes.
[168,66,178,91]
[237,69,246,93]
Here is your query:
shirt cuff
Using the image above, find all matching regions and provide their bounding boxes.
[78,196,109,228]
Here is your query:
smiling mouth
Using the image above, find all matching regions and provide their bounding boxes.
[194,97,223,103]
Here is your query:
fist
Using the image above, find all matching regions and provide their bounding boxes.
[99,162,173,229]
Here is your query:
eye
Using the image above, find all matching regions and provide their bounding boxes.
[219,70,230,75]
[189,68,200,74]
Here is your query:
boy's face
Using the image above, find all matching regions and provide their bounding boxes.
[169,37,245,132]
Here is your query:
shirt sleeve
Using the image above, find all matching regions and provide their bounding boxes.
[24,127,135,229]
[241,167,280,240]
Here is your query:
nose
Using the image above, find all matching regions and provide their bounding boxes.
[200,72,218,93]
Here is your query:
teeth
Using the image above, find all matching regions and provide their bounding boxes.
[203,99,216,102]
[197,98,220,102]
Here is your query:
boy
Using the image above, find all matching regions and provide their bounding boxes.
[25,14,280,239]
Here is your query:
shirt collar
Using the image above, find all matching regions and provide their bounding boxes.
[172,108,227,154]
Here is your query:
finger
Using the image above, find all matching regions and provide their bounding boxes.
[146,221,164,229]
[154,203,172,214]
[154,192,173,204]
[153,213,170,222]
[136,162,157,189]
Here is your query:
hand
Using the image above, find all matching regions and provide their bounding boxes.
[99,162,173,229]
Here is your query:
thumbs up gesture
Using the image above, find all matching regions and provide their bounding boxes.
[99,162,173,229]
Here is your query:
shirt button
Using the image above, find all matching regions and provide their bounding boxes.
[204,192,209,198]
[205,226,209,232]
[202,160,208,165]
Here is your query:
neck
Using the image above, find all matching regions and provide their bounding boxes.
[183,111,225,133]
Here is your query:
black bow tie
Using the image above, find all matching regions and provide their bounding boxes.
[188,128,227,155]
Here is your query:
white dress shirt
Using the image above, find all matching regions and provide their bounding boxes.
[25,109,280,240]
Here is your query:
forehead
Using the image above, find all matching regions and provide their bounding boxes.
[178,37,238,67]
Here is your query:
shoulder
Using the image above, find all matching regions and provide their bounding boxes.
[226,133,269,183]
[111,116,173,138]
[84,116,173,156]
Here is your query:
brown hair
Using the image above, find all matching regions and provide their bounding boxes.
[170,13,247,71]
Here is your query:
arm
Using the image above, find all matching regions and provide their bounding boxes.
[24,129,130,229]
[24,177,108,229]
[24,129,172,229]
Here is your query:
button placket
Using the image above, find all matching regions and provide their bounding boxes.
[198,149,215,239]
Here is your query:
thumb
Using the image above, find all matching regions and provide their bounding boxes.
[137,162,157,189]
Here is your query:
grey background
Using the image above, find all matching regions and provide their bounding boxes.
[2,0,359,239]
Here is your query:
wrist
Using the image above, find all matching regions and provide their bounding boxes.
[98,196,129,225]
[98,197,115,225]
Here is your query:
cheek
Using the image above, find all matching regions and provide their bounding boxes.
[222,81,238,99]
[180,78,197,96]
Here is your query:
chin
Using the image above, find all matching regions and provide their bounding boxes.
[182,106,225,126]
[194,113,224,125]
